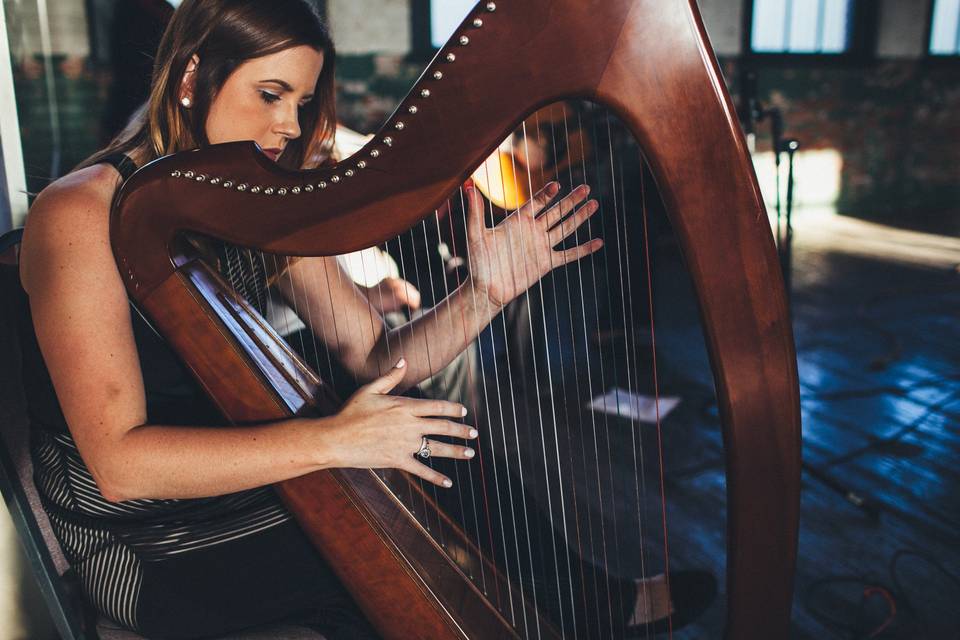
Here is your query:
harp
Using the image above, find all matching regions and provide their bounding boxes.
[110,0,801,638]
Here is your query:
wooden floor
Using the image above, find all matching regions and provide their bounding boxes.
[651,215,960,639]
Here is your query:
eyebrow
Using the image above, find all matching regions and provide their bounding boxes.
[259,79,314,100]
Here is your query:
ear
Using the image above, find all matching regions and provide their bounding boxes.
[179,54,200,104]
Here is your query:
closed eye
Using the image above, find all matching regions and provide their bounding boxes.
[259,90,281,104]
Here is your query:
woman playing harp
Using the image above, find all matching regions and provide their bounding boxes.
[16,0,689,636]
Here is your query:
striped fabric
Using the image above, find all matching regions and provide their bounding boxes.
[31,429,291,630]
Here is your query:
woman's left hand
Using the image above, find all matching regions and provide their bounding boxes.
[465,180,602,308]
[363,277,422,314]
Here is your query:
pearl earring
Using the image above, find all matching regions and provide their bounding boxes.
[180,96,191,107]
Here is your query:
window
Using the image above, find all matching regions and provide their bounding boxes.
[410,0,473,58]
[929,0,960,55]
[749,0,855,54]
[429,0,474,49]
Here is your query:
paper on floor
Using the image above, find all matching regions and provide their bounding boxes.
[587,387,680,423]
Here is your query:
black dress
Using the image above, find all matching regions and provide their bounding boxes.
[20,153,377,639]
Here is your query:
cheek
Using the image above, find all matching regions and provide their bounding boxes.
[205,93,272,145]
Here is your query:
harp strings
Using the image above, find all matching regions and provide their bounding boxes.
[418,217,468,542]
[399,227,448,536]
[509,119,569,636]
[564,105,615,632]
[549,106,596,631]
[543,107,593,633]
[270,255,297,358]
[429,207,489,592]
[357,242,420,526]
[521,114,583,635]
[576,104,620,634]
[397,227,435,531]
[455,180,519,623]
[553,106,607,631]
[612,129,653,629]
[639,146,673,637]
[483,149,537,635]
[376,238,422,515]
[258,99,670,638]
[588,106,632,632]
[296,254,321,380]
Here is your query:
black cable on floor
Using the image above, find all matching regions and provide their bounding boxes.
[801,547,960,640]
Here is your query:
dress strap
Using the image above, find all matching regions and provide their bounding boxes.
[101,153,138,183]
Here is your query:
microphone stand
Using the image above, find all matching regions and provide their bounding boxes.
[742,84,795,298]
[738,71,880,518]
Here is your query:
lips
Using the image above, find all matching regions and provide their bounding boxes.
[262,148,283,161]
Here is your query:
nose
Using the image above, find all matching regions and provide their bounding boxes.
[274,102,301,142]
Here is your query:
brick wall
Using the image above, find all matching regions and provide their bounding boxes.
[724,59,960,235]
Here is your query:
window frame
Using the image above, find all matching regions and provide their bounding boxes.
[408,0,480,63]
[742,0,878,67]
[409,0,434,63]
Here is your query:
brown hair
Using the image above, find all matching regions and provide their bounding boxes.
[79,0,336,172]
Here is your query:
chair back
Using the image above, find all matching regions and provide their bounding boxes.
[0,228,92,640]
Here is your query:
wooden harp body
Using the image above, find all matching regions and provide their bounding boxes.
[110,0,802,638]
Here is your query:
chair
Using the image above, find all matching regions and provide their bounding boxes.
[0,229,323,639]
[1,228,91,638]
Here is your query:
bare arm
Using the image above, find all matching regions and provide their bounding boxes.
[276,181,601,390]
[276,254,500,392]
[19,167,473,502]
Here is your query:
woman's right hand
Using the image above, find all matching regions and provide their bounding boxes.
[324,358,477,488]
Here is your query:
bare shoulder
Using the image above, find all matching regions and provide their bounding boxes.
[25,163,120,233]
[20,164,123,291]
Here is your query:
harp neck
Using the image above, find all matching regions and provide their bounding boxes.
[112,0,708,300]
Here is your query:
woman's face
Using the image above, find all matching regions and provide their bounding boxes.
[201,45,325,162]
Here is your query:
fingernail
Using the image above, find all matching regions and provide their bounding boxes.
[461,406,468,417]
[395,357,406,368]
[469,428,478,438]
[465,448,475,458]
[443,478,453,488]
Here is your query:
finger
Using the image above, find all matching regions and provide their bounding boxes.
[464,180,485,241]
[404,459,453,488]
[421,439,476,461]
[365,357,407,394]
[547,199,600,245]
[386,277,419,297]
[400,282,421,309]
[538,184,591,228]
[556,238,604,265]
[389,277,421,310]
[407,398,468,418]
[421,419,478,440]
[517,180,561,218]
